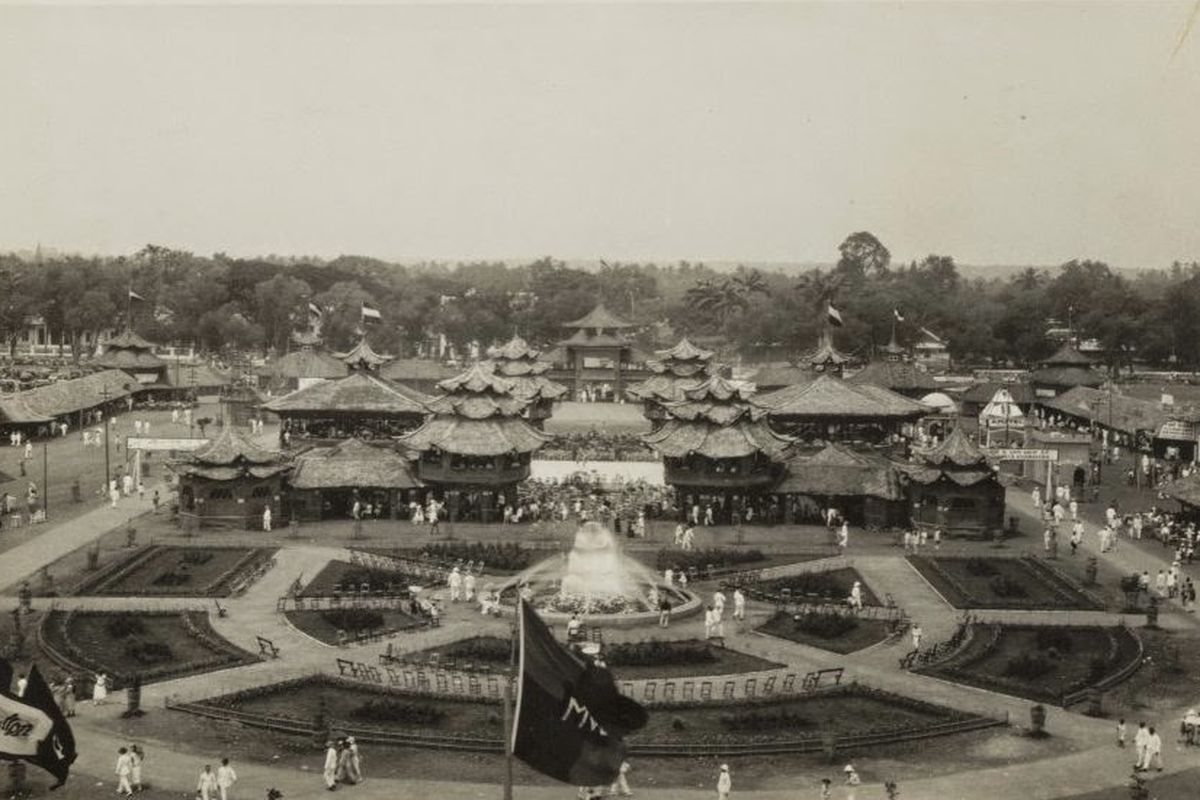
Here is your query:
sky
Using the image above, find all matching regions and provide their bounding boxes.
[1,1,1199,269]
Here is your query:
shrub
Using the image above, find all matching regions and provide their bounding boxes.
[180,551,215,566]
[124,639,174,665]
[1002,653,1056,680]
[105,615,147,639]
[348,700,445,726]
[989,576,1028,598]
[337,566,414,592]
[758,572,855,602]
[420,542,533,572]
[720,709,814,732]
[654,548,765,573]
[1088,657,1108,683]
[1034,628,1073,653]
[321,608,385,633]
[605,640,718,668]
[151,570,193,587]
[964,558,999,577]
[791,611,859,639]
[440,637,511,664]
[671,716,687,731]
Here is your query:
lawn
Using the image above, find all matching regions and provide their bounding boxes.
[922,624,1142,705]
[757,610,892,654]
[198,677,974,745]
[908,555,1103,610]
[748,567,881,606]
[72,545,277,597]
[40,610,257,687]
[406,636,783,679]
[285,607,425,645]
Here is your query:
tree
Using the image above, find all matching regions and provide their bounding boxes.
[836,231,890,280]
[254,274,312,352]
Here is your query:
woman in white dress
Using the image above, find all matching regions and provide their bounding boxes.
[92,672,108,704]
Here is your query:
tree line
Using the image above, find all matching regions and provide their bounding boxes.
[1,236,1197,372]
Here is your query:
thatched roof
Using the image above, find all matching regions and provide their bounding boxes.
[263,372,430,416]
[290,439,422,489]
[257,349,348,382]
[1161,473,1200,508]
[921,426,988,468]
[560,329,631,348]
[657,375,766,426]
[177,425,290,480]
[335,338,393,370]
[1040,386,1172,436]
[776,444,903,499]
[745,363,816,390]
[625,373,705,404]
[1043,343,1096,367]
[962,381,1035,406]
[656,337,713,363]
[165,363,232,389]
[3,369,133,420]
[425,363,529,418]
[848,360,940,394]
[400,416,551,456]
[642,418,793,460]
[103,330,156,351]
[754,374,929,421]
[379,359,457,384]
[504,374,569,403]
[0,395,53,425]
[487,335,543,363]
[94,349,166,371]
[562,303,634,329]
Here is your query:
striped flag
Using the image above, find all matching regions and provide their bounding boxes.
[308,302,323,318]
[361,303,382,325]
[128,289,146,302]
[827,303,844,327]
[893,308,904,322]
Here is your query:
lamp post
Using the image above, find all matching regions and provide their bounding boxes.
[42,439,48,521]
[101,386,112,490]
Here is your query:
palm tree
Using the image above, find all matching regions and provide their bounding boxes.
[1012,267,1045,291]
[793,268,844,313]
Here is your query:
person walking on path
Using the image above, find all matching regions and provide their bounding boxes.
[130,745,144,792]
[93,672,108,704]
[323,740,338,791]
[216,757,237,800]
[1144,726,1164,772]
[911,623,923,652]
[115,747,133,797]
[733,587,746,621]
[62,677,76,717]
[1117,718,1126,748]
[262,505,272,532]
[197,765,218,800]
[837,521,849,555]
[336,740,356,785]
[346,737,362,783]
[1134,722,1149,770]
[717,764,732,799]
[610,760,632,797]
[658,595,672,628]
[844,765,861,800]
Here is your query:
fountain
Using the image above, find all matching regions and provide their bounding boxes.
[501,521,700,627]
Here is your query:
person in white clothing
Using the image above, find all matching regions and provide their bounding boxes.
[1069,499,1078,521]
[122,473,133,497]
[663,568,674,587]
[346,736,362,783]
[93,672,108,704]
[717,764,732,799]
[216,758,237,800]
[837,522,849,553]
[1134,722,1149,769]
[129,745,144,792]
[323,741,338,790]
[115,748,133,797]
[732,588,746,621]
[448,567,463,602]
[1143,726,1163,771]
[15,673,27,697]
[196,765,218,800]
[610,759,632,796]
[704,606,718,639]
[463,571,477,602]
[848,581,864,611]
[712,590,727,616]
[262,506,272,532]
[911,623,923,651]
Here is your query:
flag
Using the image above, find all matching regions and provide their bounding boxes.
[827,303,844,327]
[308,302,323,318]
[0,661,76,788]
[512,601,647,786]
[128,290,145,302]
[361,303,382,325]
[893,308,904,322]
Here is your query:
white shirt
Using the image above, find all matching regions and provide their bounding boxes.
[216,765,237,788]
[717,773,732,792]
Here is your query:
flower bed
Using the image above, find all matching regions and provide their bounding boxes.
[74,546,278,597]
[907,556,1102,611]
[39,610,258,689]
[300,560,420,597]
[285,608,425,645]
[919,623,1142,704]
[757,610,892,655]
[749,568,880,607]
[654,548,766,574]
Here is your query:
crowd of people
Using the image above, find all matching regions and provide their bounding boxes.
[538,431,658,463]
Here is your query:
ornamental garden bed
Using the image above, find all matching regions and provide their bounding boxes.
[919,624,1142,705]
[907,555,1102,610]
[301,560,422,597]
[748,568,880,607]
[183,675,988,750]
[757,610,892,654]
[285,607,425,645]
[39,610,257,689]
[409,636,783,679]
[72,545,277,597]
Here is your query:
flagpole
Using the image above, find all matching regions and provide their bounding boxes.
[503,599,518,800]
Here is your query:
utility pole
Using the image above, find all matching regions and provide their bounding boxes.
[42,439,48,520]
[101,386,111,490]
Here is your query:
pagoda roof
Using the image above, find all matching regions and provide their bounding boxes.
[799,336,854,368]
[262,371,430,416]
[656,376,766,426]
[625,374,705,404]
[400,416,551,456]
[776,444,903,499]
[176,425,290,480]
[487,336,559,381]
[656,337,713,362]
[1030,364,1104,389]
[290,329,323,347]
[848,361,940,393]
[94,349,166,371]
[257,349,348,382]
[290,438,422,490]
[425,363,532,418]
[504,374,570,403]
[921,426,989,468]
[335,338,394,370]
[754,374,929,420]
[642,418,793,460]
[560,329,632,349]
[1042,343,1096,367]
[562,303,635,329]
[103,330,156,351]
[899,463,998,487]
[487,335,542,363]
[436,362,515,396]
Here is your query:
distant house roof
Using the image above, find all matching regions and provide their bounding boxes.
[379,359,458,384]
[1040,386,1174,436]
[290,439,422,490]
[642,418,793,460]
[847,361,940,394]
[263,372,430,416]
[0,394,53,425]
[745,364,815,390]
[165,363,232,390]
[560,329,632,349]
[753,374,929,421]
[257,349,349,382]
[1161,473,1200,508]
[335,338,394,370]
[776,444,903,499]
[176,425,290,480]
[1042,343,1096,367]
[962,381,1036,406]
[103,330,156,350]
[3,369,134,421]
[562,303,635,329]
[655,337,713,362]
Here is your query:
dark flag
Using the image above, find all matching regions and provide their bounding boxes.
[512,601,647,786]
[0,661,76,788]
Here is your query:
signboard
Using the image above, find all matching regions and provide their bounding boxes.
[126,437,210,452]
[988,448,1059,461]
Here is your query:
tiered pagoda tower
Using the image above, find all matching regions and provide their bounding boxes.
[625,337,714,426]
[643,374,793,520]
[175,425,291,529]
[555,302,639,400]
[95,330,169,391]
[400,363,551,522]
[900,426,1005,535]
[485,335,568,426]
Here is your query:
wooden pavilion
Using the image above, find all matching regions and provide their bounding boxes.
[287,438,423,521]
[625,337,714,426]
[547,302,649,401]
[174,426,291,529]
[1030,343,1104,399]
[400,363,551,522]
[899,427,1005,536]
[642,374,793,523]
[775,443,906,527]
[753,373,929,443]
[94,330,170,397]
[484,335,568,426]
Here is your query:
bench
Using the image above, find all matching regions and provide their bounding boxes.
[256,636,280,659]
[214,600,227,618]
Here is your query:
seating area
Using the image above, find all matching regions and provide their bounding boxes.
[622,666,846,706]
[347,549,454,585]
[256,635,280,659]
[899,616,974,670]
[336,656,511,700]
[229,556,278,597]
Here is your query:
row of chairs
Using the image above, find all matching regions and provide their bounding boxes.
[229,556,278,598]
[620,667,846,705]
[278,595,414,612]
[898,621,973,670]
[336,657,509,699]
[348,549,448,584]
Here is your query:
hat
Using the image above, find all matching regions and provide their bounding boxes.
[346,736,355,744]
[844,764,856,772]
[720,764,729,771]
